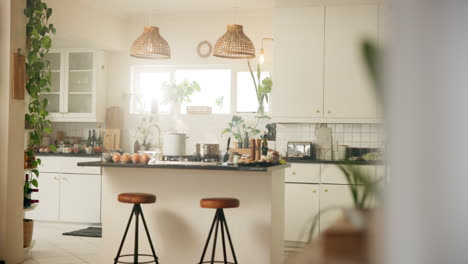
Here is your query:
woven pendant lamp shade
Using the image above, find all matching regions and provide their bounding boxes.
[130,26,171,59]
[213,24,255,59]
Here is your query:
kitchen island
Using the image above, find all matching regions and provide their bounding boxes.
[78,161,288,264]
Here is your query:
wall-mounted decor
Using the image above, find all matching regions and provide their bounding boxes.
[13,49,25,99]
[197,41,212,58]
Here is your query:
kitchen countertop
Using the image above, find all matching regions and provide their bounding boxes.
[36,152,102,158]
[78,161,290,172]
[285,158,384,165]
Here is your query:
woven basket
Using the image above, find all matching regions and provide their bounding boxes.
[23,219,34,248]
[213,24,255,59]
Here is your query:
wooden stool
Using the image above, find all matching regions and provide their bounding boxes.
[198,198,240,264]
[114,193,159,264]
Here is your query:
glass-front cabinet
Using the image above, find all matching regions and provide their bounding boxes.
[41,49,106,122]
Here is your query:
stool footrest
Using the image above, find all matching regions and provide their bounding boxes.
[199,261,237,264]
[115,254,158,264]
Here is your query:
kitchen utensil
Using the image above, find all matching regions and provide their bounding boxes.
[316,125,333,160]
[102,153,112,162]
[223,137,231,162]
[163,133,188,156]
[196,144,220,160]
[336,145,348,161]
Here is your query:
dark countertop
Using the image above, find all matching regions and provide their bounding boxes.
[285,158,384,166]
[77,161,290,172]
[36,153,102,158]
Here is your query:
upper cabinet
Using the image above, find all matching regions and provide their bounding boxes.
[272,4,380,122]
[323,5,379,119]
[273,7,325,118]
[41,49,107,122]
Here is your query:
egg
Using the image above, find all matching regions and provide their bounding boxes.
[112,153,121,163]
[132,153,141,164]
[140,153,150,164]
[122,153,132,163]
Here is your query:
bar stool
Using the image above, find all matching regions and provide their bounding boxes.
[114,193,159,264]
[198,198,240,264]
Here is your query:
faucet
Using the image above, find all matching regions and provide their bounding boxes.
[149,124,163,157]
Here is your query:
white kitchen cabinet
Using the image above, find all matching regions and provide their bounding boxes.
[41,49,107,122]
[321,164,376,185]
[60,174,101,223]
[323,5,379,119]
[273,6,325,118]
[285,163,320,183]
[284,183,320,242]
[26,157,102,223]
[27,173,61,221]
[319,184,355,233]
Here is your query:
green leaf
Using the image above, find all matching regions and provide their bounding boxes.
[31,170,39,178]
[49,144,57,152]
[44,127,52,134]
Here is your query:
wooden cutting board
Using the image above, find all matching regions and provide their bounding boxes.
[103,129,120,150]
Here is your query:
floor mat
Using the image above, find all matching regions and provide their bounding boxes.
[62,227,102,238]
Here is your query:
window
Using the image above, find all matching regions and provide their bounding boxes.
[175,69,231,114]
[236,72,271,113]
[130,70,170,114]
[130,66,270,114]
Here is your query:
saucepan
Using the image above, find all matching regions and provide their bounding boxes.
[196,144,220,159]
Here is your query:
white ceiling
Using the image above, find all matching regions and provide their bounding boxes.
[77,0,274,16]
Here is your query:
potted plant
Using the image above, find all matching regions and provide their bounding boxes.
[162,79,201,115]
[247,61,273,114]
[24,0,56,177]
[222,115,271,148]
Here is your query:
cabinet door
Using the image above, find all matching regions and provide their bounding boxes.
[26,173,60,221]
[64,51,96,117]
[273,7,324,118]
[40,51,65,119]
[319,184,355,233]
[285,164,320,183]
[323,5,379,118]
[284,183,320,242]
[59,174,101,223]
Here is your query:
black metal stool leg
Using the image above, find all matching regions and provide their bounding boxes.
[210,210,221,264]
[114,205,136,264]
[220,210,228,264]
[134,205,140,264]
[199,209,219,263]
[139,204,159,264]
[220,210,238,264]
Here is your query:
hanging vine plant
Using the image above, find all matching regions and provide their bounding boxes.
[24,0,56,177]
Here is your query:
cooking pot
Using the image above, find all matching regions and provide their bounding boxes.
[196,144,220,159]
[163,133,188,156]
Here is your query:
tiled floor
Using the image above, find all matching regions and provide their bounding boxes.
[22,222,101,264]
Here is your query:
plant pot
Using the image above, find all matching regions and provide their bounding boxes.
[23,219,33,248]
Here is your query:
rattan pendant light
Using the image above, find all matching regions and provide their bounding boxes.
[213,24,255,59]
[130,9,170,59]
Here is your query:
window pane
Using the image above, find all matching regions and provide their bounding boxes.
[175,69,231,114]
[131,71,171,114]
[237,72,270,113]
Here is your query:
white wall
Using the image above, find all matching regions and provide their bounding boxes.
[46,0,127,51]
[0,0,26,262]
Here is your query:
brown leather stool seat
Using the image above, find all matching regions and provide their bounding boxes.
[200,197,239,209]
[118,193,156,204]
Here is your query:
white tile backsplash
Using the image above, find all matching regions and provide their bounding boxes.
[276,123,384,155]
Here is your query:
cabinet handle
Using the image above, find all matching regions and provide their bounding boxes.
[292,172,296,175]
[324,188,329,192]
[327,110,332,114]
[53,176,60,181]
[62,177,69,182]
[316,110,320,114]
[312,189,317,193]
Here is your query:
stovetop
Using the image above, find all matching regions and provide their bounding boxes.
[161,155,220,163]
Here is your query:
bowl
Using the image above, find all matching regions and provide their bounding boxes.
[102,152,112,162]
